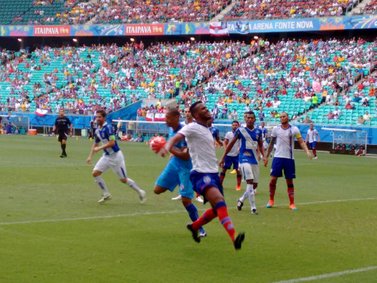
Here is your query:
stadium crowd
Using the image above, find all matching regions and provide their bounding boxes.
[225,0,358,20]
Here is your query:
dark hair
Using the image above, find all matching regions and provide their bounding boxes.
[244,111,255,117]
[96,109,107,118]
[189,101,202,116]
[232,120,240,125]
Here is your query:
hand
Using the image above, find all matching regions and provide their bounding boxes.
[86,157,92,164]
[158,147,168,158]
[306,151,313,159]
[263,156,269,167]
[219,159,224,168]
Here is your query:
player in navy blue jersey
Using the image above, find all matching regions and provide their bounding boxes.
[154,108,206,237]
[220,111,265,214]
[86,109,146,204]
[53,109,72,158]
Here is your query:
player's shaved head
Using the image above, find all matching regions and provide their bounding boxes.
[166,108,181,117]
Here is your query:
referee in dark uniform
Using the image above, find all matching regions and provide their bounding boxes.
[53,109,72,158]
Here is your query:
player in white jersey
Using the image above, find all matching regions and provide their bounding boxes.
[305,123,320,159]
[219,120,242,191]
[220,112,264,215]
[86,109,146,204]
[161,101,245,250]
[263,112,312,210]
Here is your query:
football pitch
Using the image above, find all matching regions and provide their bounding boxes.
[0,135,376,283]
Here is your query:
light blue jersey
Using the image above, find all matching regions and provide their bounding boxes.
[156,123,193,198]
[94,122,120,155]
[168,124,192,170]
[234,127,262,165]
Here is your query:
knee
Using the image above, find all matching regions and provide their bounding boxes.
[92,171,101,177]
[154,186,165,194]
[181,197,192,207]
[269,178,277,186]
[120,178,128,184]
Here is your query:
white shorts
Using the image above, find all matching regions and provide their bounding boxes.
[94,151,128,179]
[239,163,259,183]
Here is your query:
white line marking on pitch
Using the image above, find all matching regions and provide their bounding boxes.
[0,197,376,226]
[274,265,377,283]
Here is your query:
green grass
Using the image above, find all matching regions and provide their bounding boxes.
[0,135,377,283]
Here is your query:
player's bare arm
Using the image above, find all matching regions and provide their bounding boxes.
[170,146,190,160]
[298,137,313,159]
[264,136,276,166]
[86,142,99,164]
[161,133,185,156]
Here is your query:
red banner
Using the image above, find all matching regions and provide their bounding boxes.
[34,25,71,36]
[125,24,164,36]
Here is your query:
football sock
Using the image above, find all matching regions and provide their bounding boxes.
[94,176,110,195]
[185,203,205,234]
[287,183,295,205]
[236,174,242,187]
[126,178,143,194]
[192,208,216,231]
[61,144,66,155]
[240,189,249,203]
[219,172,226,185]
[313,149,317,157]
[269,180,276,201]
[246,184,256,210]
[215,201,236,242]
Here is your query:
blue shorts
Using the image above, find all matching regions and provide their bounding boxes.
[309,141,317,150]
[190,171,224,202]
[270,157,296,179]
[156,160,194,199]
[223,155,239,170]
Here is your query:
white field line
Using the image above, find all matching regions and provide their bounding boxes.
[0,197,376,226]
[274,266,377,283]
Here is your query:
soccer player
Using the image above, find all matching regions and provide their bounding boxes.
[263,112,312,210]
[208,118,223,147]
[305,123,320,159]
[219,120,242,191]
[220,112,264,215]
[86,109,146,204]
[154,108,206,237]
[171,107,203,203]
[162,101,245,250]
[52,109,72,158]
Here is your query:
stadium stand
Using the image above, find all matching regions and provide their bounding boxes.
[224,0,358,20]
[93,0,231,24]
[0,41,251,114]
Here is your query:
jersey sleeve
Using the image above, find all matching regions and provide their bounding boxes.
[271,126,278,138]
[293,126,302,139]
[234,128,241,140]
[107,125,116,140]
[178,123,194,138]
[224,131,232,141]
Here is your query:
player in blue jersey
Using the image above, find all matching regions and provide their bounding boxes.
[208,118,223,147]
[86,109,146,204]
[53,109,72,158]
[220,111,265,214]
[154,108,206,237]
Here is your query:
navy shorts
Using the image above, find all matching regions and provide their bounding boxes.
[190,170,224,202]
[223,155,239,170]
[309,141,317,149]
[270,157,296,179]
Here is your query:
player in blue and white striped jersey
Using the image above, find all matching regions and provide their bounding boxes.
[86,109,146,204]
[220,111,265,215]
